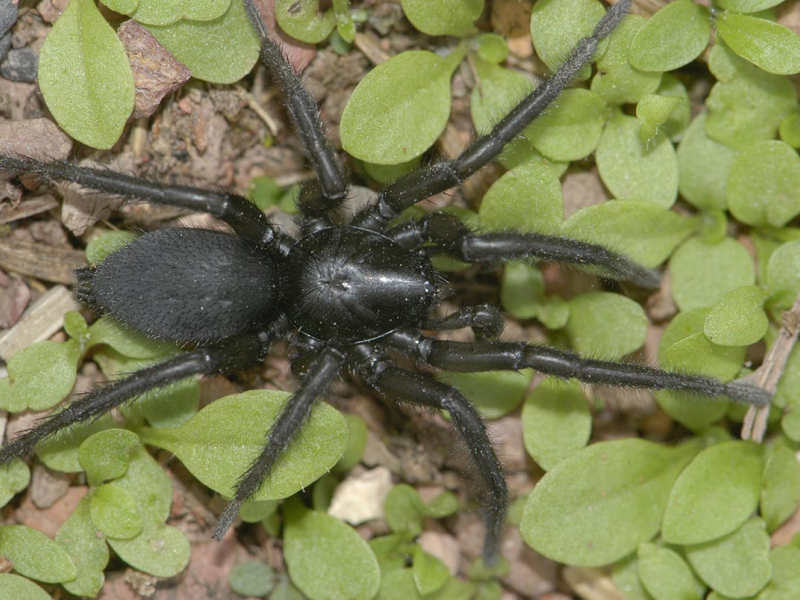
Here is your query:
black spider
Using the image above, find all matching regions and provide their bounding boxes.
[0,0,771,564]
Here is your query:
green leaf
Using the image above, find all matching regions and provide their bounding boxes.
[677,113,739,212]
[637,542,703,600]
[761,444,800,532]
[56,496,109,598]
[0,460,29,509]
[596,113,679,208]
[669,237,755,311]
[716,13,800,75]
[521,438,701,566]
[684,518,771,598]
[474,33,508,64]
[400,0,483,37]
[636,94,683,147]
[239,499,279,523]
[139,390,349,500]
[0,525,77,583]
[145,0,261,84]
[500,262,569,328]
[565,292,648,360]
[727,141,800,228]
[662,441,764,545]
[131,0,230,25]
[612,555,653,600]
[717,0,784,12]
[108,521,190,578]
[108,446,172,523]
[766,240,800,310]
[779,346,800,441]
[274,0,335,44]
[229,561,275,598]
[479,162,563,233]
[439,370,533,420]
[334,414,368,473]
[0,339,82,412]
[591,14,662,106]
[90,484,144,539]
[703,286,768,347]
[100,0,139,15]
[525,89,608,161]
[629,0,710,72]
[78,428,140,485]
[412,546,450,595]
[705,43,797,149]
[655,74,691,141]
[530,0,606,81]
[36,415,116,473]
[283,500,380,600]
[88,316,176,360]
[385,484,424,536]
[38,0,135,149]
[780,112,800,148]
[759,544,800,598]
[341,48,464,164]
[522,378,591,471]
[561,200,696,268]
[85,230,139,264]
[0,574,51,600]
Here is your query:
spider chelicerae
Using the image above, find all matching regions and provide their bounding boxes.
[0,0,771,563]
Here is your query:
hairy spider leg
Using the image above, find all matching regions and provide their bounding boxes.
[386,329,774,407]
[0,330,278,465]
[351,0,633,231]
[387,211,661,288]
[422,304,506,340]
[354,344,507,564]
[0,156,282,247]
[214,346,345,539]
[243,0,347,220]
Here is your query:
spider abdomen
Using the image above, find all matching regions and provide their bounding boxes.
[84,228,281,343]
[284,226,437,343]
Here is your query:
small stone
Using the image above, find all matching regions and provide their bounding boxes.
[0,33,10,64]
[0,47,38,83]
[327,466,393,525]
[0,1,17,38]
[418,532,461,576]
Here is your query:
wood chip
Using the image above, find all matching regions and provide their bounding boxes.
[118,20,192,119]
[0,284,80,361]
[0,237,85,284]
[0,194,58,224]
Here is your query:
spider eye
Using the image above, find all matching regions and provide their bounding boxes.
[88,228,281,343]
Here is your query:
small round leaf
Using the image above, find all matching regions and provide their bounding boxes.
[284,501,380,600]
[229,562,275,598]
[565,292,648,360]
[727,140,800,228]
[522,379,591,471]
[596,113,679,208]
[38,0,135,149]
[703,286,768,346]
[637,543,703,600]
[761,444,800,532]
[131,0,230,26]
[78,428,140,485]
[0,525,77,583]
[341,50,462,164]
[440,370,533,420]
[766,240,800,310]
[274,0,334,44]
[521,438,701,566]
[90,484,144,540]
[401,0,483,37]
[662,441,764,545]
[56,496,109,598]
[684,518,771,598]
[716,13,800,76]
[139,390,349,501]
[669,237,755,311]
[0,574,51,600]
[629,0,710,72]
[108,521,190,578]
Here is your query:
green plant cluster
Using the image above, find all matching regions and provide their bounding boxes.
[4,0,800,598]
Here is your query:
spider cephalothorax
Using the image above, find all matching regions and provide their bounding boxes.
[0,0,771,564]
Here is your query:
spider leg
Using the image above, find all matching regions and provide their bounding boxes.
[214,345,344,539]
[354,343,507,565]
[0,155,284,247]
[386,329,773,406]
[388,211,660,288]
[352,0,633,231]
[0,331,274,465]
[423,304,505,340]
[243,0,347,220]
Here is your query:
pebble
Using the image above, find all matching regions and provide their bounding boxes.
[0,1,17,38]
[0,32,9,64]
[0,47,38,83]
